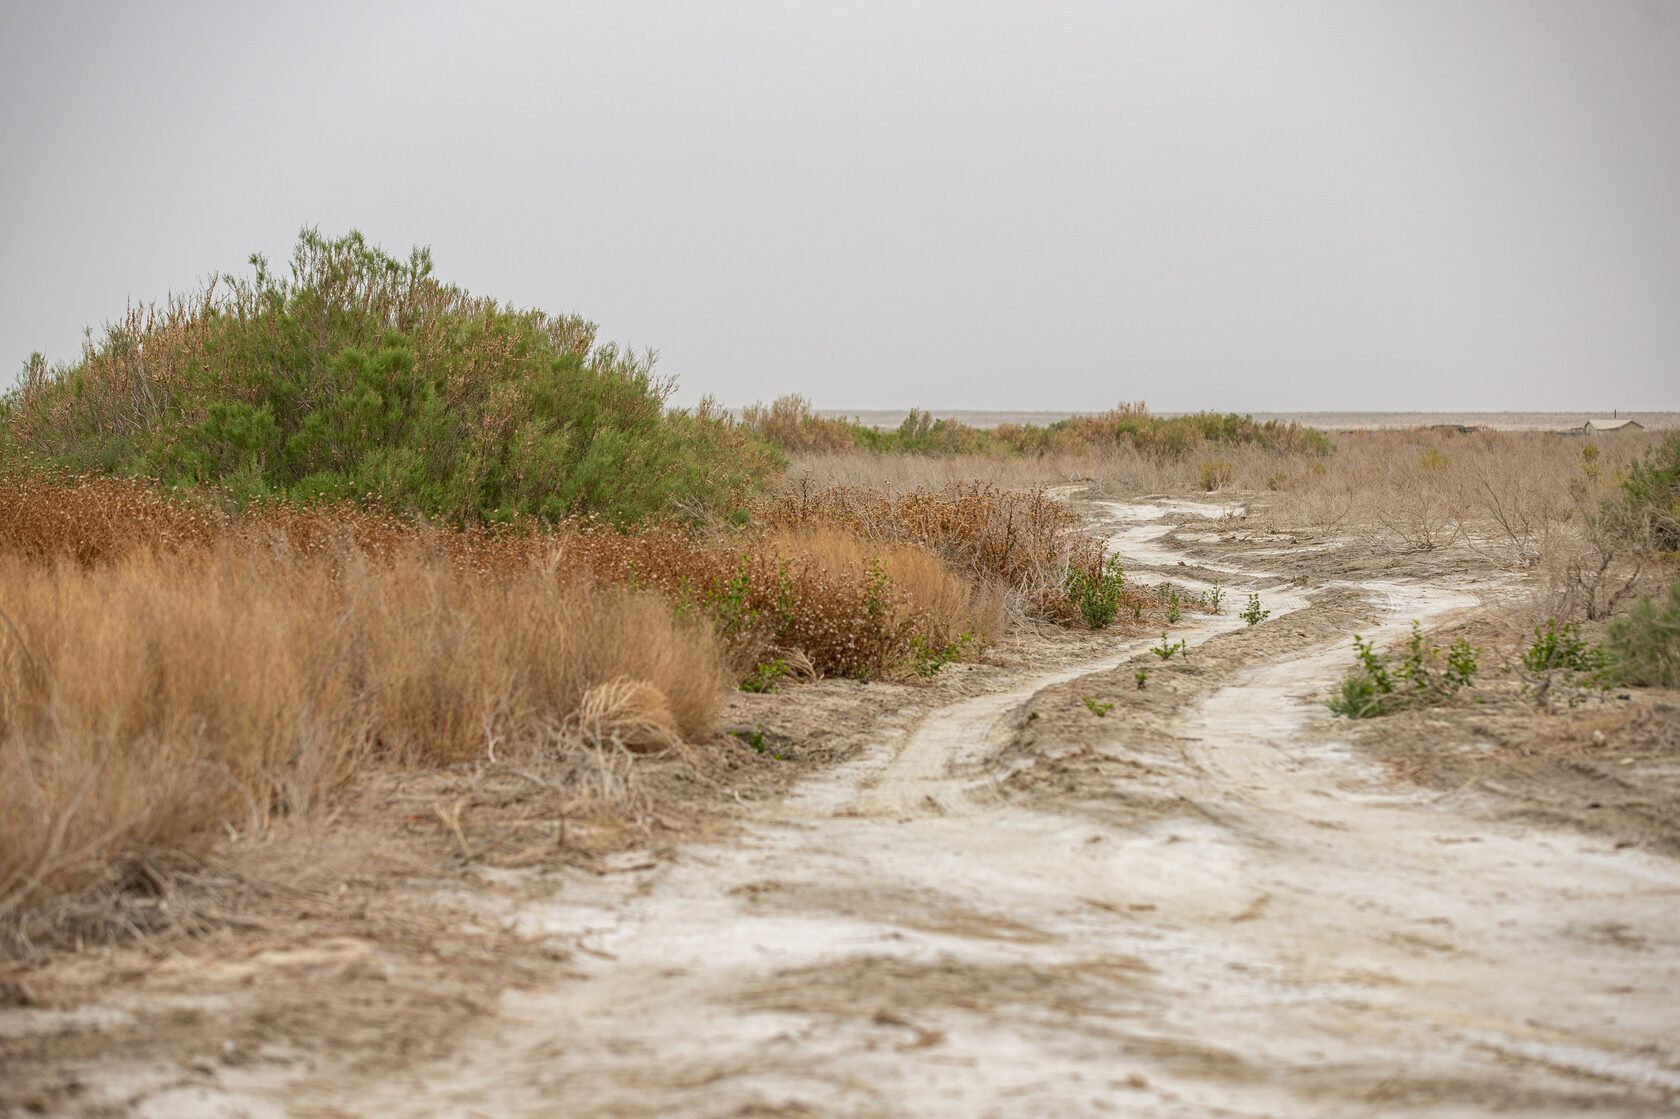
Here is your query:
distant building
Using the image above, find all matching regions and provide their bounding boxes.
[1582,418,1644,434]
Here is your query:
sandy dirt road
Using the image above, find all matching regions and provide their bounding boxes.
[21,499,1680,1117]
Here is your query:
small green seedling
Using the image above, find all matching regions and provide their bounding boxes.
[1081,696,1114,717]
[912,632,972,678]
[1241,594,1270,627]
[729,729,784,760]
[1152,633,1187,660]
[740,658,791,693]
[1134,667,1149,689]
[1206,582,1226,614]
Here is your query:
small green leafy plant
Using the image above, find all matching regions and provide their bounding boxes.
[1066,555,1126,629]
[1205,582,1225,615]
[740,658,791,693]
[1520,617,1611,705]
[912,632,973,679]
[1152,633,1187,660]
[1328,622,1480,718]
[729,728,783,759]
[1082,696,1114,717]
[1134,667,1149,689]
[1241,594,1269,627]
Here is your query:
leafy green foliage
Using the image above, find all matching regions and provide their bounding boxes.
[739,396,1334,460]
[911,632,976,678]
[1603,580,1680,687]
[1066,555,1125,628]
[1241,594,1270,626]
[740,659,792,693]
[1134,667,1149,689]
[1152,633,1187,660]
[1522,618,1606,676]
[3,229,779,526]
[1517,617,1610,707]
[729,728,783,760]
[1081,696,1114,717]
[1204,582,1225,615]
[1618,434,1680,551]
[1329,623,1481,718]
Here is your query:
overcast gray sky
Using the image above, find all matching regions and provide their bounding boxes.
[2,0,1677,411]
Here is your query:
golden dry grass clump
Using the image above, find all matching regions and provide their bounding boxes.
[753,482,1101,612]
[0,531,729,947]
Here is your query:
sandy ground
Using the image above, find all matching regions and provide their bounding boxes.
[4,498,1679,1117]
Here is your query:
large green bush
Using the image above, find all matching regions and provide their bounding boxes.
[1605,579,1680,687]
[2,230,780,525]
[1619,434,1680,551]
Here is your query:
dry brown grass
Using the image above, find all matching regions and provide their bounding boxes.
[0,540,728,951]
[1257,429,1675,625]
[767,527,1009,648]
[754,482,1098,600]
[1260,430,1659,540]
[0,470,1132,950]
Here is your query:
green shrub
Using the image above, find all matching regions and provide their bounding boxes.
[1604,580,1680,687]
[1329,623,1480,718]
[1619,435,1680,550]
[3,229,780,525]
[1522,618,1606,675]
[1518,617,1613,705]
[1066,555,1126,628]
[741,398,1334,462]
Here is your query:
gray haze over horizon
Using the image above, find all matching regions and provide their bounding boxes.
[3,0,1677,412]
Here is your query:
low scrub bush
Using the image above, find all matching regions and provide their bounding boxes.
[738,398,994,457]
[741,398,1332,462]
[1065,554,1126,628]
[1329,623,1479,718]
[1618,434,1680,551]
[1152,633,1188,660]
[1198,458,1235,491]
[1519,617,1612,705]
[1604,580,1680,687]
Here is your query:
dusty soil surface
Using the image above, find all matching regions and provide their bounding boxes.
[5,497,1679,1117]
